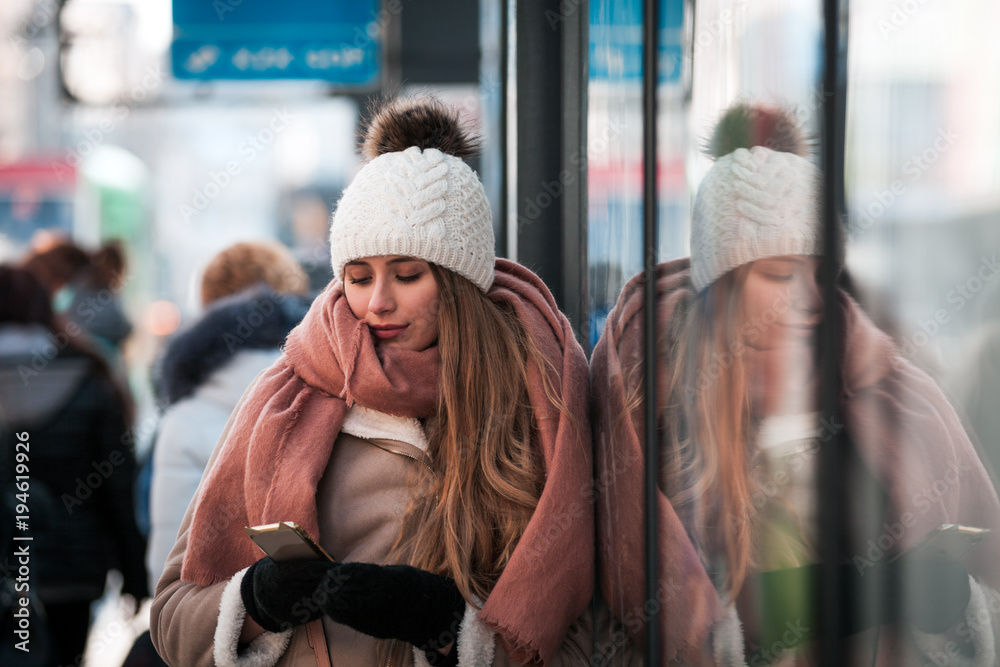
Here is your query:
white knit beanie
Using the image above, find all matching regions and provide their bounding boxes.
[330,99,495,292]
[690,103,823,292]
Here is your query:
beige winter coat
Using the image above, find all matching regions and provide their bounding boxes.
[151,407,618,666]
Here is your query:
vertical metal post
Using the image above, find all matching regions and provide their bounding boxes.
[818,1,849,665]
[561,0,589,350]
[513,0,588,345]
[642,0,661,664]
[498,0,509,259]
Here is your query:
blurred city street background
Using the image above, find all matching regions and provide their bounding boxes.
[2,0,999,664]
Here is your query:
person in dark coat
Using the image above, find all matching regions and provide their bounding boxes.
[64,240,134,354]
[0,266,148,667]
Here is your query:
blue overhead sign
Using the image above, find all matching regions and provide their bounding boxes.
[589,0,684,84]
[171,0,380,84]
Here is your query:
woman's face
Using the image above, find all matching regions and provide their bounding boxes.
[344,256,440,352]
[740,255,822,350]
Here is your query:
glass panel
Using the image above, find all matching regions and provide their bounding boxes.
[592,1,1000,664]
[667,2,827,662]
[587,0,647,660]
[591,0,834,663]
[843,1,1000,664]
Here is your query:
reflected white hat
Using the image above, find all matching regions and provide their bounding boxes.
[690,103,824,292]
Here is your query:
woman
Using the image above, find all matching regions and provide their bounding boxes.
[591,103,1000,664]
[64,239,133,354]
[150,98,595,666]
[0,266,148,667]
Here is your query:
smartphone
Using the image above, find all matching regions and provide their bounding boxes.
[245,522,335,562]
[890,524,991,563]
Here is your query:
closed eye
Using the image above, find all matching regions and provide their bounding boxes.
[396,273,422,283]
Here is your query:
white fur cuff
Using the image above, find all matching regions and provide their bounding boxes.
[712,605,748,667]
[413,602,495,667]
[912,576,996,667]
[214,566,293,667]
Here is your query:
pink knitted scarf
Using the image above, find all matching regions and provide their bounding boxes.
[181,259,593,664]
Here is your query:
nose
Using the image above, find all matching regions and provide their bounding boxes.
[795,273,822,315]
[367,277,395,315]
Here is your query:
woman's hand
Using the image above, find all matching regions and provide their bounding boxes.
[240,558,465,664]
[240,557,338,632]
[321,562,465,665]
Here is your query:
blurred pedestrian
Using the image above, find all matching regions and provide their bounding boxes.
[19,238,134,382]
[19,239,90,306]
[64,240,133,356]
[146,240,311,591]
[0,266,147,667]
[591,102,1000,664]
[151,98,595,666]
[120,242,311,667]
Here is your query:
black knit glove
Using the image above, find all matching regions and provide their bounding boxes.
[749,557,971,649]
[240,557,338,633]
[321,562,464,666]
[893,558,971,634]
[843,557,971,634]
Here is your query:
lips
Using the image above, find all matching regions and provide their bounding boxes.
[369,324,407,339]
[783,323,818,337]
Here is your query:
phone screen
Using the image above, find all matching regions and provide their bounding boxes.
[245,522,335,562]
[893,524,990,563]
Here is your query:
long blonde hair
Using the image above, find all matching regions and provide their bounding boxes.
[391,265,548,602]
[659,265,759,599]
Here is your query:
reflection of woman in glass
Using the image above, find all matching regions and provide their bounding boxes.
[150,98,595,666]
[592,103,1000,665]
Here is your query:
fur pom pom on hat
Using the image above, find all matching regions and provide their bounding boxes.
[330,97,495,292]
[690,102,823,292]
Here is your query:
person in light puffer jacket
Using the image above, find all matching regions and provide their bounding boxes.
[146,283,312,591]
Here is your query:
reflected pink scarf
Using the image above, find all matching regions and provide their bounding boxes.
[181,259,593,664]
[591,257,1000,661]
